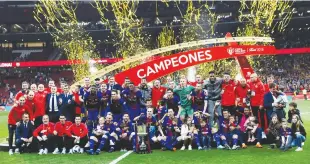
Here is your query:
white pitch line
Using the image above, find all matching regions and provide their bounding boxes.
[109,150,133,164]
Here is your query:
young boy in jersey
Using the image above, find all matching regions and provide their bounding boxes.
[87,117,108,155]
[280,121,292,151]
[228,115,241,150]
[197,120,212,150]
[33,115,55,155]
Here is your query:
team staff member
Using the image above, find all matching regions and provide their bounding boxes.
[25,91,37,121]
[46,86,62,123]
[8,96,32,155]
[33,115,55,155]
[14,113,35,154]
[249,73,265,129]
[52,115,73,154]
[66,116,88,154]
[34,84,47,127]
[151,80,166,108]
[221,73,236,116]
[15,81,29,103]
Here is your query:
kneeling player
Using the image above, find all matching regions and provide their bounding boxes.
[158,109,182,151]
[33,115,55,155]
[66,116,88,154]
[133,108,158,152]
[87,117,108,155]
[118,113,134,152]
[104,115,118,152]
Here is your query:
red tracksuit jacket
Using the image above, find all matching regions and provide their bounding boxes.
[8,105,33,125]
[34,91,47,118]
[25,98,38,119]
[249,80,265,106]
[235,84,250,107]
[33,122,55,137]
[221,80,236,106]
[152,87,166,107]
[55,121,73,137]
[66,123,88,138]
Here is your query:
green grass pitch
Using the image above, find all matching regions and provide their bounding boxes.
[0,99,309,164]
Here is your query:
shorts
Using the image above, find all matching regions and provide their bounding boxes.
[180,105,193,117]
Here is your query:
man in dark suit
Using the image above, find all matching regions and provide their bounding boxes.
[263,83,277,122]
[15,113,35,153]
[59,85,75,122]
[46,86,62,123]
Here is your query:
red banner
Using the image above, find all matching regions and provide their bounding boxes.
[114,45,277,85]
[226,33,255,80]
[0,58,122,68]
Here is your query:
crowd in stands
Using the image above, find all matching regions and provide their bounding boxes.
[6,72,306,156]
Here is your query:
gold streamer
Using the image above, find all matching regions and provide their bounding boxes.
[34,0,101,82]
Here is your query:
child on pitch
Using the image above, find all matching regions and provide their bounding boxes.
[266,114,281,149]
[287,102,302,123]
[87,117,108,155]
[228,115,241,150]
[192,111,211,150]
[279,120,292,151]
[179,117,195,150]
[291,114,306,152]
[195,120,212,150]
[245,116,258,143]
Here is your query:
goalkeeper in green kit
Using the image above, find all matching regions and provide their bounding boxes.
[174,78,195,121]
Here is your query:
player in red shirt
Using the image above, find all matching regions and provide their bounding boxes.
[8,96,32,155]
[33,115,55,155]
[66,116,88,154]
[52,115,73,154]
[14,81,29,104]
[151,80,166,108]
[34,84,47,127]
[221,73,236,116]
[249,73,267,131]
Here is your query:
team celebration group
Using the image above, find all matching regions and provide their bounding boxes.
[7,71,307,156]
